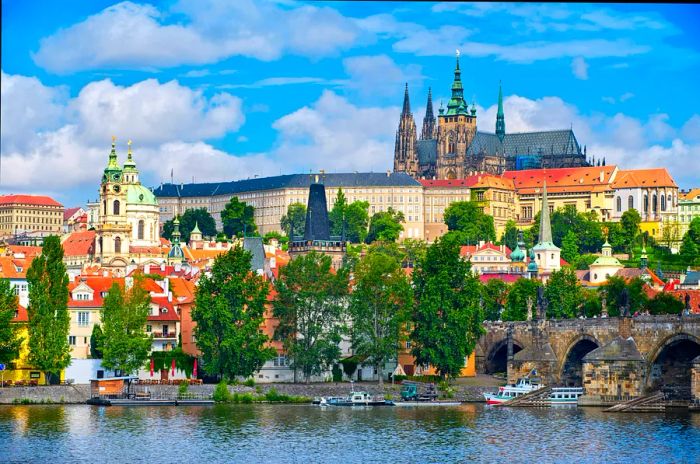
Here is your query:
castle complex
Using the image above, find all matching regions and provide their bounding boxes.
[394,53,589,179]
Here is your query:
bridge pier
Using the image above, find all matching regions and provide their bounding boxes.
[693,356,700,403]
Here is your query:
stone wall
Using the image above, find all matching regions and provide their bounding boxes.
[0,385,90,404]
[581,360,645,401]
[692,357,700,402]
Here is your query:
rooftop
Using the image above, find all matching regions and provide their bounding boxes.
[611,168,677,189]
[0,194,63,207]
[503,165,617,194]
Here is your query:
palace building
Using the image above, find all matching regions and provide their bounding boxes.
[394,53,589,180]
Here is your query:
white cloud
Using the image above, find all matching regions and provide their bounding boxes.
[571,57,589,80]
[271,90,397,172]
[681,115,700,143]
[343,55,423,95]
[33,1,362,73]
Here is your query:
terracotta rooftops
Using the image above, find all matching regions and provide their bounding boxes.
[0,194,63,207]
[680,188,700,201]
[611,168,677,189]
[62,230,95,257]
[419,174,514,190]
[503,166,617,194]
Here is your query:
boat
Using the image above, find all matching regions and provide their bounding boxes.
[483,376,544,405]
[314,385,394,407]
[547,387,584,405]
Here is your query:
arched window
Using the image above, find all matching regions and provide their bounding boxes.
[652,194,658,212]
[448,133,456,153]
[113,200,120,215]
[616,197,622,212]
[628,195,634,210]
[138,220,144,240]
[103,200,107,215]
[644,195,649,212]
[661,195,666,211]
[114,236,121,254]
[667,194,672,209]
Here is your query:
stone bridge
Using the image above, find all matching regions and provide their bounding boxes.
[476,314,700,401]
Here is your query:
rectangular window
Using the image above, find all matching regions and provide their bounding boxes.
[69,336,76,346]
[77,311,90,326]
[146,325,152,333]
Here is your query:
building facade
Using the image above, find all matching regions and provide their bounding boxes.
[0,194,64,242]
[394,54,589,180]
[678,188,700,238]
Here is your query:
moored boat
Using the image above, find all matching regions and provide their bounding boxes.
[315,390,394,406]
[483,376,543,405]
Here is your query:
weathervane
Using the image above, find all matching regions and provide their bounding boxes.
[456,49,460,57]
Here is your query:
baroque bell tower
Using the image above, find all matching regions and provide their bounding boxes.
[436,51,477,179]
[393,83,418,177]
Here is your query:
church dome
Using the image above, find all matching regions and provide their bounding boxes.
[126,184,157,206]
[510,245,525,262]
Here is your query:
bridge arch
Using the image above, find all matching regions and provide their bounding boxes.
[484,338,524,375]
[646,333,700,399]
[558,334,601,387]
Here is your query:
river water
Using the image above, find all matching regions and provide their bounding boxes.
[1,404,699,463]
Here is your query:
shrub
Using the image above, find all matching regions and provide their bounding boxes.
[332,364,343,382]
[213,380,231,402]
[243,378,255,387]
[178,382,189,397]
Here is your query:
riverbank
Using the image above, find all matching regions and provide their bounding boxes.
[0,375,503,404]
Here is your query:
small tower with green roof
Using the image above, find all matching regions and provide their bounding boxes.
[122,139,139,184]
[168,216,185,263]
[496,81,506,142]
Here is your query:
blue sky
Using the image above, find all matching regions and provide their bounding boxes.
[2,1,699,207]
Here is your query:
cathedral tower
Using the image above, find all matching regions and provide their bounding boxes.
[393,83,418,177]
[420,87,436,140]
[436,52,477,179]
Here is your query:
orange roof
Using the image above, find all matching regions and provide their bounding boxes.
[129,245,166,255]
[503,166,617,195]
[148,297,180,321]
[12,304,28,323]
[68,276,125,307]
[680,188,700,201]
[420,174,513,190]
[472,175,514,190]
[611,168,677,189]
[62,230,95,257]
[0,256,28,278]
[7,245,42,258]
[170,277,196,304]
[63,207,83,221]
[0,194,62,207]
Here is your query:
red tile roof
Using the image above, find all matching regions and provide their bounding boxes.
[12,304,28,323]
[148,297,180,321]
[680,188,700,201]
[7,245,42,258]
[667,290,700,314]
[611,168,677,189]
[503,166,617,194]
[479,273,523,284]
[62,230,95,257]
[0,194,62,207]
[0,256,28,278]
[63,207,82,221]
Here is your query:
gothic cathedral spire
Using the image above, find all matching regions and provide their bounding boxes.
[496,81,506,142]
[393,83,418,176]
[421,87,436,140]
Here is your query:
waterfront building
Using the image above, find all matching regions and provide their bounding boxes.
[152,172,425,239]
[679,188,700,237]
[504,165,618,226]
[0,194,64,244]
[394,54,588,179]
[6,304,60,385]
[611,168,679,241]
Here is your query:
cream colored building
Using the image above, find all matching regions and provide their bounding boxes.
[419,179,471,242]
[153,172,426,240]
[0,194,64,241]
[678,188,700,238]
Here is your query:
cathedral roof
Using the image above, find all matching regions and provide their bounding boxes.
[467,129,582,158]
[153,172,421,198]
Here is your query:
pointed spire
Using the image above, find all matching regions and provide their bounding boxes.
[420,87,436,140]
[446,50,466,115]
[539,181,553,244]
[425,87,434,120]
[496,81,506,142]
[402,83,411,115]
[191,221,201,235]
[108,136,119,168]
[123,139,137,171]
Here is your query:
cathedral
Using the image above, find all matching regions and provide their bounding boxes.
[394,54,589,179]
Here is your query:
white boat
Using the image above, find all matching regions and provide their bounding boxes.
[483,376,543,405]
[547,387,584,405]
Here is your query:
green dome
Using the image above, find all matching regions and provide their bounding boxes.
[126,184,157,206]
[527,248,538,272]
[168,244,185,260]
[511,245,525,262]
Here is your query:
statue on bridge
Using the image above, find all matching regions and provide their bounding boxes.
[684,293,691,317]
[536,287,548,320]
[621,288,630,317]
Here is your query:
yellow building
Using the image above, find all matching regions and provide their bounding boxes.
[5,305,60,385]
[0,194,64,243]
[470,174,517,239]
[678,188,700,238]
[419,178,471,242]
[504,166,618,226]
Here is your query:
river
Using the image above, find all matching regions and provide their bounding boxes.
[1,404,699,463]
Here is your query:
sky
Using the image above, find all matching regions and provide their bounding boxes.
[1,1,700,207]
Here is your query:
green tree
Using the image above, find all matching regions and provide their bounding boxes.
[620,209,642,255]
[89,323,104,359]
[101,280,153,375]
[481,278,508,321]
[411,235,484,379]
[273,252,349,383]
[503,278,541,321]
[162,208,217,242]
[0,279,23,366]
[281,202,306,238]
[544,267,582,319]
[402,238,428,268]
[530,206,603,253]
[344,201,370,243]
[573,253,598,270]
[500,220,518,251]
[680,233,699,260]
[561,230,579,264]
[26,236,70,384]
[192,246,275,379]
[687,217,700,245]
[328,189,347,237]
[366,208,404,243]
[221,197,257,238]
[644,292,684,315]
[599,276,648,316]
[349,247,412,386]
[603,222,626,253]
[581,288,602,318]
[443,201,496,244]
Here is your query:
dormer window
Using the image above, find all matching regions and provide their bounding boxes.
[161,307,168,314]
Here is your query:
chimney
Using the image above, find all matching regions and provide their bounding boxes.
[479,240,485,247]
[387,170,391,177]
[600,170,604,182]
[102,270,108,277]
[160,262,166,271]
[174,262,181,272]
[144,264,150,274]
[270,257,276,269]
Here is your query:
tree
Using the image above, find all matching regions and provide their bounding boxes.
[503,278,541,321]
[263,231,288,247]
[192,246,274,380]
[443,201,496,244]
[530,206,603,253]
[573,254,598,271]
[500,220,518,251]
[561,230,579,264]
[344,201,370,243]
[0,279,23,366]
[348,247,412,386]
[599,276,648,316]
[680,233,699,260]
[644,292,684,315]
[221,197,257,238]
[101,280,153,375]
[481,278,508,321]
[281,203,306,238]
[544,267,582,319]
[661,219,681,250]
[603,222,626,253]
[273,252,349,383]
[90,324,104,359]
[688,217,700,245]
[328,189,347,237]
[366,208,404,243]
[411,234,484,379]
[620,209,642,255]
[162,208,217,242]
[402,238,428,268]
[26,236,70,384]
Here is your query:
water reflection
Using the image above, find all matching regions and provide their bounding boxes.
[0,404,698,463]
